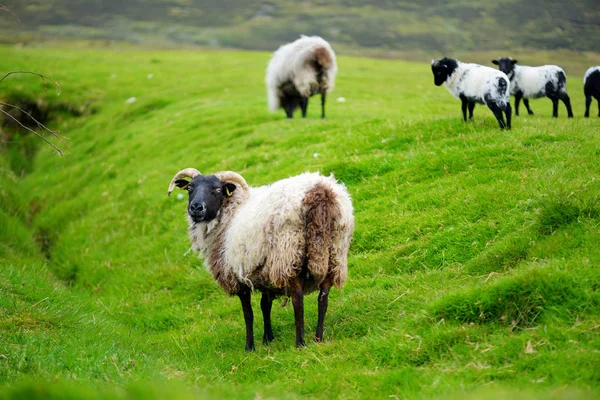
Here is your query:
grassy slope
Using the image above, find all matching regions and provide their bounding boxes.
[1,44,600,399]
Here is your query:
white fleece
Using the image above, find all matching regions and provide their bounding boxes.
[444,62,510,107]
[584,66,600,84]
[266,36,338,111]
[188,172,354,291]
[509,65,566,98]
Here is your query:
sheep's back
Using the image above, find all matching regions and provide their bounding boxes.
[513,65,564,97]
[447,64,508,104]
[266,36,337,93]
[223,172,351,288]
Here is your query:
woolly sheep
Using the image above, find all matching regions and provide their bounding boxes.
[431,57,512,129]
[266,35,337,119]
[492,57,574,118]
[168,168,354,350]
[584,66,600,118]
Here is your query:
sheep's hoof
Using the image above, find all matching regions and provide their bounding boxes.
[528,111,534,115]
[263,335,274,344]
[314,336,323,343]
[245,344,255,352]
[296,340,306,348]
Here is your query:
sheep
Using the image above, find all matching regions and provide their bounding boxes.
[168,168,354,350]
[584,66,600,118]
[266,35,337,119]
[492,57,574,118]
[431,57,512,130]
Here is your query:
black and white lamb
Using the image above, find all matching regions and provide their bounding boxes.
[584,66,600,118]
[431,57,512,129]
[492,57,574,118]
[266,35,337,119]
[168,168,354,350]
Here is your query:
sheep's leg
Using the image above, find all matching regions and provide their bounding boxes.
[468,102,475,120]
[560,93,574,118]
[597,97,600,117]
[290,277,305,347]
[460,95,468,121]
[584,95,591,117]
[300,97,309,118]
[321,93,326,119]
[315,278,332,343]
[523,98,534,115]
[260,292,275,343]
[487,102,506,130]
[514,93,522,116]
[549,96,559,118]
[505,102,512,130]
[284,99,294,119]
[238,287,255,351]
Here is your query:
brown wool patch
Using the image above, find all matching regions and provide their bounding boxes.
[314,46,333,68]
[302,183,340,288]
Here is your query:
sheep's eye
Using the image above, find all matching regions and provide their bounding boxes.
[215,188,222,194]
[187,186,193,192]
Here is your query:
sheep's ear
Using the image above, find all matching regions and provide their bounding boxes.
[174,179,190,190]
[511,59,518,65]
[492,60,499,65]
[222,182,237,197]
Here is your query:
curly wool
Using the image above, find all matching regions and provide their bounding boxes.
[187,172,354,295]
[266,35,338,111]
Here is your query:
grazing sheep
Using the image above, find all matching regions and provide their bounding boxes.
[168,168,354,350]
[584,66,600,118]
[431,57,512,129]
[266,35,337,119]
[492,57,574,118]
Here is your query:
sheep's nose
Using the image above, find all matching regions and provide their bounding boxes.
[190,202,205,213]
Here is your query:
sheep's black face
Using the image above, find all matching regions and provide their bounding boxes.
[431,57,458,86]
[175,175,236,223]
[492,58,518,78]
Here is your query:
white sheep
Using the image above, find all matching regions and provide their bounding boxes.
[168,168,354,350]
[492,57,574,118]
[584,66,600,118]
[266,35,337,119]
[431,57,512,129]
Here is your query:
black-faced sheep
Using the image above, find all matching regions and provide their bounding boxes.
[266,35,337,119]
[168,168,354,350]
[431,57,512,130]
[584,66,600,118]
[492,57,574,118]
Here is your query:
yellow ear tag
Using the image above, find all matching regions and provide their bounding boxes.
[225,186,232,197]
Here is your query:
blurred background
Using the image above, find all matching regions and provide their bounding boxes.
[1,0,599,57]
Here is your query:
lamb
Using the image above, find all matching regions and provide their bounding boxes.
[584,66,600,118]
[431,57,512,129]
[266,35,337,119]
[492,57,574,118]
[168,168,354,350]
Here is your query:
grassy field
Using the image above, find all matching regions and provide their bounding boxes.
[1,43,600,399]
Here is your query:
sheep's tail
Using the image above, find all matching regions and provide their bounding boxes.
[313,45,334,69]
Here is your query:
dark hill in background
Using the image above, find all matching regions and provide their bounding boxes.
[2,0,599,54]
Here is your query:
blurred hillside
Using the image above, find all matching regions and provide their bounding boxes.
[1,0,599,54]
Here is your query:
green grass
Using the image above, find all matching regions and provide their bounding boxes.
[1,43,600,399]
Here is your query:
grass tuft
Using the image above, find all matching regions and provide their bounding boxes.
[430,268,597,327]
